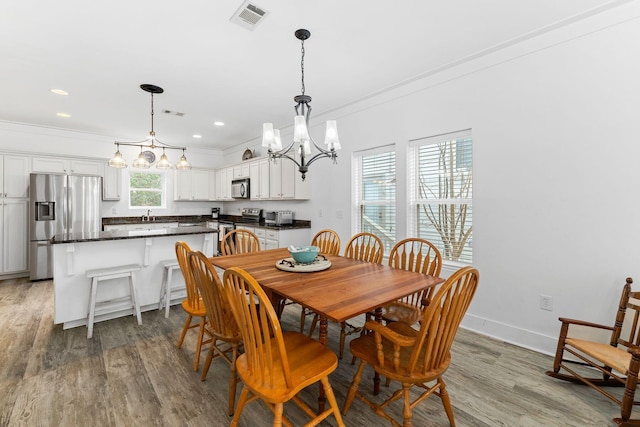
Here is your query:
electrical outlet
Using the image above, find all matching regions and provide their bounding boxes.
[318,209,323,218]
[111,207,117,214]
[540,295,553,311]
[336,209,343,219]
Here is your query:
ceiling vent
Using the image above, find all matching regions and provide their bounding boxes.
[162,110,185,117]
[230,1,269,31]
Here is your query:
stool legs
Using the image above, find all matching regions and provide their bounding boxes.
[129,272,142,325]
[87,277,99,339]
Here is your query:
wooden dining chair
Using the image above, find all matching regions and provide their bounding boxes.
[311,229,341,256]
[223,266,345,427]
[220,229,262,255]
[308,232,385,358]
[175,241,211,371]
[297,229,342,331]
[546,277,640,426]
[382,237,443,325]
[343,266,479,427]
[188,250,242,416]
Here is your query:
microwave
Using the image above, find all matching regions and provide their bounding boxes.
[231,178,250,199]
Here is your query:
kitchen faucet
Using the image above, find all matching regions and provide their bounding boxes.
[142,209,152,222]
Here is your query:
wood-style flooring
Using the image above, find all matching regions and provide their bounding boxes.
[0,277,620,426]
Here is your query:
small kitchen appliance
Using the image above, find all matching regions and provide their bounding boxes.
[231,178,250,199]
[211,207,220,219]
[264,210,293,226]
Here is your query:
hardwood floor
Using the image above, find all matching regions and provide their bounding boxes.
[0,277,619,426]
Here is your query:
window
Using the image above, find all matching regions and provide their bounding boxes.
[353,146,396,253]
[410,130,472,264]
[128,171,166,209]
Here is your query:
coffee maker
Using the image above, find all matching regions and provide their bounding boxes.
[211,207,220,219]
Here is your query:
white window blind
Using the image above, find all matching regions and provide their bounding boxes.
[353,145,396,253]
[410,130,472,263]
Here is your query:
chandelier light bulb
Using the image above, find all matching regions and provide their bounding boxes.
[324,120,341,150]
[293,115,310,143]
[262,123,275,148]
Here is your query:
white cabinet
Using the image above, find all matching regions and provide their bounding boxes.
[215,167,234,201]
[0,156,30,274]
[0,155,30,198]
[174,169,213,201]
[249,159,270,200]
[0,199,28,273]
[32,157,103,175]
[233,163,250,179]
[269,159,310,199]
[103,166,121,200]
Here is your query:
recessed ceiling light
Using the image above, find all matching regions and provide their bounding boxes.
[214,121,224,126]
[192,134,202,139]
[50,89,68,96]
[56,112,71,118]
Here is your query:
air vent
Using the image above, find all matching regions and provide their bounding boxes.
[230,1,269,31]
[162,110,185,117]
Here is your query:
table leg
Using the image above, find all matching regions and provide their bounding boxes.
[317,316,328,412]
[373,307,382,395]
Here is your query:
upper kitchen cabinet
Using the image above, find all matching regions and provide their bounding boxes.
[32,157,103,175]
[174,168,214,201]
[249,158,270,200]
[103,166,121,200]
[215,167,234,201]
[233,163,250,179]
[269,158,310,199]
[0,155,30,198]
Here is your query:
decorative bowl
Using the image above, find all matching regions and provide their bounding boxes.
[288,245,319,264]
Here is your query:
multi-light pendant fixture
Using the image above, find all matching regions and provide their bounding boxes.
[261,29,341,181]
[108,84,191,170]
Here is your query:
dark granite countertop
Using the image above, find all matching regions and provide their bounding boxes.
[102,215,311,230]
[51,226,216,244]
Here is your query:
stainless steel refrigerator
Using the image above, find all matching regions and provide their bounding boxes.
[29,173,102,280]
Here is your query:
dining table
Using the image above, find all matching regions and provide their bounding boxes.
[210,247,445,411]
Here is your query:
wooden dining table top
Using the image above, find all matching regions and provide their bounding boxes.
[210,247,445,324]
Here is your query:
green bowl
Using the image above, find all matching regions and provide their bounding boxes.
[289,246,319,264]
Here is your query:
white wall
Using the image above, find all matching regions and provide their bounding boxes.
[226,2,640,354]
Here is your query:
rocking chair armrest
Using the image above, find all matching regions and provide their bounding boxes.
[558,317,615,331]
[364,320,416,347]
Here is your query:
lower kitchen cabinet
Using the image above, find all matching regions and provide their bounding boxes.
[1,199,28,273]
[235,225,310,250]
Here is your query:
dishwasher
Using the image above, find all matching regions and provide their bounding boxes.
[206,221,234,255]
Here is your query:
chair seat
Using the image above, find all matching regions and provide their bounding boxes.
[236,331,338,403]
[350,328,450,382]
[181,298,206,317]
[565,337,631,375]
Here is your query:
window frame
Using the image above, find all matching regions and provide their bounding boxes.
[352,144,397,254]
[127,169,167,209]
[408,129,473,266]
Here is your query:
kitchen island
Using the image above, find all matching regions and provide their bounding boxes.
[51,226,216,330]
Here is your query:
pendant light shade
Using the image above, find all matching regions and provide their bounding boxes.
[175,149,192,170]
[155,149,172,169]
[108,145,128,168]
[132,149,150,169]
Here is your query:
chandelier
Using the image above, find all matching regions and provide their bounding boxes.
[261,29,341,181]
[108,84,191,170]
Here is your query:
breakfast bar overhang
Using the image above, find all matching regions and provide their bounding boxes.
[50,226,216,329]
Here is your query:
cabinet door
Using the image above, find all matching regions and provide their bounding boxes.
[3,155,30,198]
[32,157,68,173]
[2,199,28,273]
[225,167,234,200]
[103,166,121,200]
[258,159,270,199]
[70,160,103,175]
[215,169,225,200]
[174,170,192,201]
[249,161,263,199]
[191,169,210,200]
[269,161,284,198]
[280,159,296,198]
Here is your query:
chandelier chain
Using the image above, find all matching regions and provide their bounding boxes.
[300,39,305,95]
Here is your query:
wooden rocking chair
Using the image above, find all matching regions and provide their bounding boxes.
[546,277,640,426]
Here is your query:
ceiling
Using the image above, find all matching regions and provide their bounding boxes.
[0,0,624,151]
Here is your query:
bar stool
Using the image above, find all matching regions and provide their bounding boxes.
[86,264,142,339]
[157,259,184,318]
